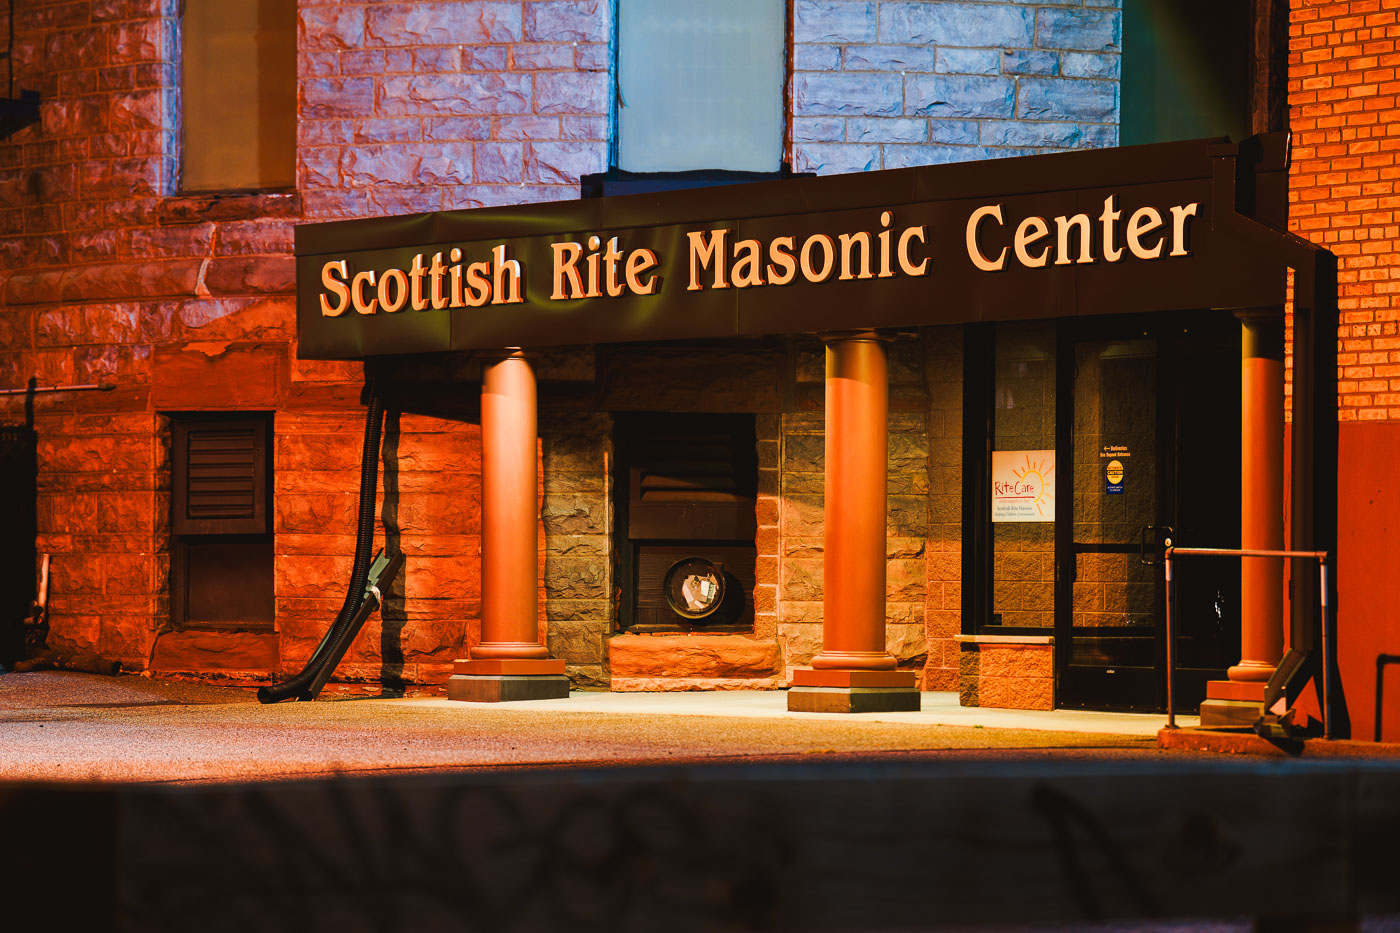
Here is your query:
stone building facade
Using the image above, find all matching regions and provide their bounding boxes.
[18,0,1392,742]
[0,0,1125,695]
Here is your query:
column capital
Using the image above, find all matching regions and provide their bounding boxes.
[817,329,894,345]
[1232,307,1285,323]
[476,347,535,364]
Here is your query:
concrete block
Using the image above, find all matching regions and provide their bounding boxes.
[366,2,522,45]
[524,141,607,184]
[794,0,877,43]
[880,2,1033,48]
[793,117,847,142]
[1017,78,1117,123]
[1036,7,1121,52]
[380,75,531,116]
[300,78,375,119]
[844,44,936,73]
[525,0,610,43]
[462,45,510,71]
[905,74,1014,119]
[533,71,609,115]
[848,117,928,143]
[794,44,842,72]
[1001,50,1060,76]
[981,120,1082,148]
[935,48,1002,76]
[1061,51,1120,80]
[795,72,903,117]
[474,142,524,184]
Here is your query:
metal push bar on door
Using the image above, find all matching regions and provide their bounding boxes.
[1162,543,1333,737]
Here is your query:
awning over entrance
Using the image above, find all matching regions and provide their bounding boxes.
[292,135,1338,725]
[295,136,1293,360]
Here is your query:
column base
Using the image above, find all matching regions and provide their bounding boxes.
[1198,679,1265,727]
[787,669,920,713]
[447,674,570,703]
[447,658,569,702]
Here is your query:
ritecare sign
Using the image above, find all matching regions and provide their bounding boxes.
[295,138,1288,359]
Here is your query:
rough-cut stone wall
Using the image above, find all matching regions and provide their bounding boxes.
[792,0,1121,173]
[540,400,612,688]
[298,0,611,219]
[922,326,962,690]
[0,0,615,683]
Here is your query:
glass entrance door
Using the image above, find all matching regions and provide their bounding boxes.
[1058,335,1164,710]
[1055,316,1241,712]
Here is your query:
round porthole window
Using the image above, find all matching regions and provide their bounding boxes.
[663,557,726,620]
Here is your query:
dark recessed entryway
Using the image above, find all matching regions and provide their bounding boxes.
[612,413,757,632]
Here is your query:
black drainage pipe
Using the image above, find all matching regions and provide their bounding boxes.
[259,379,385,703]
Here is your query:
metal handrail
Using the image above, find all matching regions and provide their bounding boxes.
[1162,542,1332,737]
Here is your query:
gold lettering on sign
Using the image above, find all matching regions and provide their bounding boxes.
[320,260,349,316]
[351,270,378,315]
[966,204,1007,272]
[378,268,408,313]
[966,196,1201,270]
[625,248,659,295]
[492,244,523,304]
[767,237,797,285]
[688,229,730,291]
[1126,206,1165,260]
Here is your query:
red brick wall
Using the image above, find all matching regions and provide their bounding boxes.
[1289,0,1400,740]
[1289,0,1400,422]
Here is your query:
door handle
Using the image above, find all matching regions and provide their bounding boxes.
[1140,524,1173,565]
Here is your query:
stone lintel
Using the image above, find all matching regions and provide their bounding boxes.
[446,674,571,703]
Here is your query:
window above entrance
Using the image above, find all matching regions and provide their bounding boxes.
[614,0,785,174]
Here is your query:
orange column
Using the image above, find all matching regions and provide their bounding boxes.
[1199,311,1284,725]
[448,351,567,702]
[789,332,918,713]
[1231,312,1285,681]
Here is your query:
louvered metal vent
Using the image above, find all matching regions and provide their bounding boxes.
[186,428,258,520]
[620,415,757,541]
[637,432,745,503]
[173,418,268,535]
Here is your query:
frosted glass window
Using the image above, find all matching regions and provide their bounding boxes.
[182,0,296,192]
[617,0,785,173]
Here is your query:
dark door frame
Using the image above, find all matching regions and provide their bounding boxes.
[1053,315,1177,712]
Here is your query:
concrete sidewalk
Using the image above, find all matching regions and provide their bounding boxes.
[0,671,1198,784]
[421,685,1197,736]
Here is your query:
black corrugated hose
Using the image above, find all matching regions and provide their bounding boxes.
[257,378,384,703]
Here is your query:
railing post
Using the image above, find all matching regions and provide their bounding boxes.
[1164,542,1176,730]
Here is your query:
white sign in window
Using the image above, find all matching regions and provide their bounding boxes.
[991,450,1056,522]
